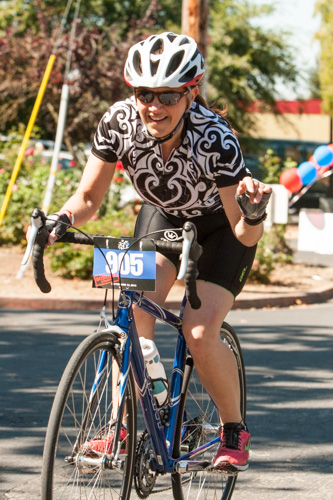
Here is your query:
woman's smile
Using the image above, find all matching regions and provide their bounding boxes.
[136,86,194,138]
[148,114,167,123]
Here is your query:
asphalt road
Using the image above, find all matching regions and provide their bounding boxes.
[0,302,332,499]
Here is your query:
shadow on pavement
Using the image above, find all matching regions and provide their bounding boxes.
[1,308,332,499]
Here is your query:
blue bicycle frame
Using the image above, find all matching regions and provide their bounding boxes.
[93,289,220,474]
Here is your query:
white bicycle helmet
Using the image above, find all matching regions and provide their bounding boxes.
[124,32,205,88]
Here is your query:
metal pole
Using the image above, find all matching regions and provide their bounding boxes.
[41,83,70,215]
[16,82,70,280]
[42,0,81,214]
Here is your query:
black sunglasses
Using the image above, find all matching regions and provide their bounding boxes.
[134,88,190,106]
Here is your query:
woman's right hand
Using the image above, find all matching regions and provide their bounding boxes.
[44,211,73,245]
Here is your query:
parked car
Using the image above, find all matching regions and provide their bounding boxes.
[29,139,68,151]
[40,150,75,169]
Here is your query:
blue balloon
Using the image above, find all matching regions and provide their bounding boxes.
[297,161,317,185]
[313,145,333,167]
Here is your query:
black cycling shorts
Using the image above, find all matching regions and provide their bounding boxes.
[134,203,257,298]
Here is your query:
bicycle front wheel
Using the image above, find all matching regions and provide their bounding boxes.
[41,331,137,500]
[172,322,246,500]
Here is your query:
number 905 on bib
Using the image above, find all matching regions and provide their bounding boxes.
[92,236,156,291]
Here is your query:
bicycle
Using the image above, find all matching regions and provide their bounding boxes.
[24,208,247,500]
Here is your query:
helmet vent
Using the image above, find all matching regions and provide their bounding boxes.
[150,60,160,76]
[191,48,201,62]
[133,50,143,76]
[179,66,197,83]
[151,38,164,55]
[165,50,185,78]
[179,37,190,46]
[166,33,177,42]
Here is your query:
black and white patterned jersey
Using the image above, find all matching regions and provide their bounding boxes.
[92,96,250,218]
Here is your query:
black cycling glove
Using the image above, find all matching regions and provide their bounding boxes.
[236,189,271,226]
[45,211,73,239]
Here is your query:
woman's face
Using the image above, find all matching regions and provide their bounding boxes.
[135,86,197,139]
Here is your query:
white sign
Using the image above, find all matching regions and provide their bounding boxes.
[265,184,289,225]
[297,210,333,255]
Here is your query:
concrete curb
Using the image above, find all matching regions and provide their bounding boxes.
[232,285,333,309]
[1,284,332,310]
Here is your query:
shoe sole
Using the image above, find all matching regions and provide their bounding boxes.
[214,461,249,472]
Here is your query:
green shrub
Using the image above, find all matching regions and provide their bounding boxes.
[0,132,83,245]
[249,224,292,283]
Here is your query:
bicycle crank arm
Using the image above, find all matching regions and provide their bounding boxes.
[176,460,237,476]
[175,460,212,472]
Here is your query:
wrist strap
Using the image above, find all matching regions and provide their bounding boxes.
[242,212,267,226]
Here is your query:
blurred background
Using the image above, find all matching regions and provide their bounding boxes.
[1,0,332,282]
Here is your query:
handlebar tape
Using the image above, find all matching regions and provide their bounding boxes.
[184,259,201,309]
[32,227,51,293]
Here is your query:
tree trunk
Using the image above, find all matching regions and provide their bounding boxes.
[181,0,209,60]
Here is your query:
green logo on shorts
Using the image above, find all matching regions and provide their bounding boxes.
[239,266,248,282]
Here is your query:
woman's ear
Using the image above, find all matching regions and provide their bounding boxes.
[187,86,199,110]
[191,86,199,103]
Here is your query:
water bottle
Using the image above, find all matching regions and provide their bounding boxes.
[139,337,169,408]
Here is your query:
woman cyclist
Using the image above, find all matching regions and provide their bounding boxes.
[43,32,272,472]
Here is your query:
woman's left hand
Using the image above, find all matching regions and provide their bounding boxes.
[235,176,272,226]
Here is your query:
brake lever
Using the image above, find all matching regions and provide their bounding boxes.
[21,209,46,266]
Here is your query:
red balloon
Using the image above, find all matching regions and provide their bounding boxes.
[280,168,303,193]
[309,155,318,167]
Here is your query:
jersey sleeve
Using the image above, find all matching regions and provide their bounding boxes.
[91,100,136,163]
[212,129,251,188]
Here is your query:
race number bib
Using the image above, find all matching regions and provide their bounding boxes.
[93,237,156,291]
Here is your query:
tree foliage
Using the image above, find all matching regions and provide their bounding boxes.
[0,0,170,144]
[0,0,299,144]
[315,0,333,115]
[0,0,180,34]
[207,0,298,134]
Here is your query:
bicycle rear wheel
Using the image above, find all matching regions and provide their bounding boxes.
[172,322,246,500]
[41,331,137,500]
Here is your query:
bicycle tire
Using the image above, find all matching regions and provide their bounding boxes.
[171,321,246,500]
[41,331,137,500]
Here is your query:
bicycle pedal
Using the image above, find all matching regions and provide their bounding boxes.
[176,460,212,473]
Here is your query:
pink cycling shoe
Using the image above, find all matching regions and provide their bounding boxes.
[213,422,250,472]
